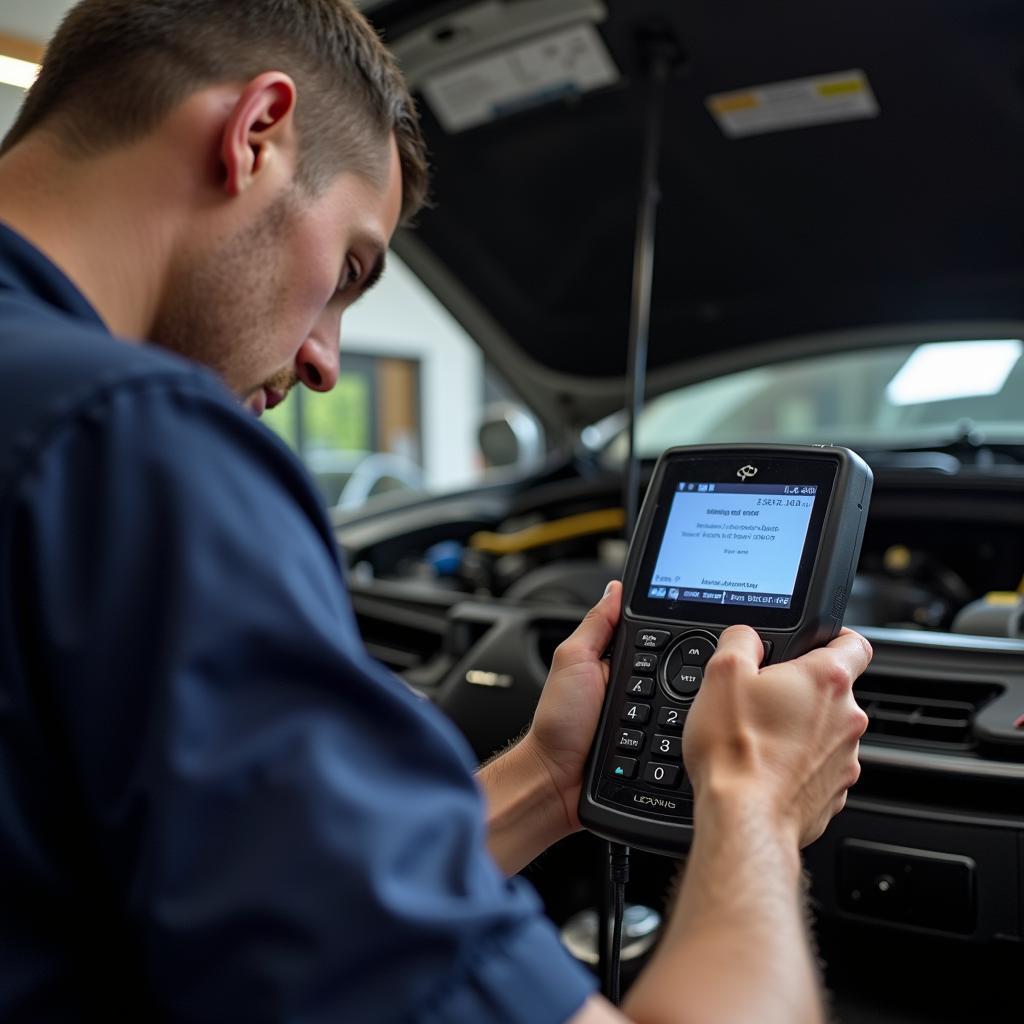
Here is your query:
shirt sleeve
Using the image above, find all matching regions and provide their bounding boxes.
[13,373,596,1023]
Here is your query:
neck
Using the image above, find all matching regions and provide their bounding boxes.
[0,132,179,339]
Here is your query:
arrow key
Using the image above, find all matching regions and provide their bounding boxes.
[609,756,638,780]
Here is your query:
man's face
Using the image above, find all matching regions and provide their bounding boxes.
[152,137,403,415]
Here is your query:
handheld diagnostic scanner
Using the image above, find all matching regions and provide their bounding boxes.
[579,443,872,857]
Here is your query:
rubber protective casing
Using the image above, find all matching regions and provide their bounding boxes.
[578,443,873,857]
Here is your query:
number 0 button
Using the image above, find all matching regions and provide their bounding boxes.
[643,763,681,788]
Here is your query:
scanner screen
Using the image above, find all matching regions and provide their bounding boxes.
[646,482,817,610]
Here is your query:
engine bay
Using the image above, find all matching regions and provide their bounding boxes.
[340,461,1024,640]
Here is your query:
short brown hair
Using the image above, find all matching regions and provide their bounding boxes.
[1,0,429,223]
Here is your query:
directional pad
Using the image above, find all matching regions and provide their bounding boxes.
[663,631,717,702]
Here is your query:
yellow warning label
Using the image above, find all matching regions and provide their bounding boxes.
[817,78,865,97]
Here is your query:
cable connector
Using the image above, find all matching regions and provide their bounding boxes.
[609,843,631,885]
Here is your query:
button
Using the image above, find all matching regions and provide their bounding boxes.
[633,652,658,673]
[616,728,645,753]
[609,756,637,780]
[667,666,703,700]
[636,629,671,650]
[657,706,685,730]
[643,763,681,788]
[626,676,654,698]
[651,734,681,759]
[759,639,774,665]
[622,702,651,725]
[680,637,716,666]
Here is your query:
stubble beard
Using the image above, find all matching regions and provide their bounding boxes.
[151,195,298,402]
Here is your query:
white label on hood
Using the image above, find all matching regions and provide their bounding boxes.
[707,69,878,138]
[422,23,619,133]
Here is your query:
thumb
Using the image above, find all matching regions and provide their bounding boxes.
[707,624,764,674]
[550,580,622,672]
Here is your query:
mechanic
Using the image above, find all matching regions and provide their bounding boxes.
[0,2,872,1022]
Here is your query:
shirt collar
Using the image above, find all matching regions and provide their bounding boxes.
[0,220,107,331]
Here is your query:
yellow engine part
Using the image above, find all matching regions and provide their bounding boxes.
[470,509,626,556]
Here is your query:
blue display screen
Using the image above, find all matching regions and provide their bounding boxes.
[647,483,817,609]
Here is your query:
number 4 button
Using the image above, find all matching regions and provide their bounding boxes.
[622,702,651,724]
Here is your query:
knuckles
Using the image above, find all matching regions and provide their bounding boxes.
[858,634,875,663]
[551,639,582,669]
[706,649,747,679]
[851,705,870,739]
[823,659,854,693]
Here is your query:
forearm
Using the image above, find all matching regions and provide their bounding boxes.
[622,784,823,1024]
[477,737,573,875]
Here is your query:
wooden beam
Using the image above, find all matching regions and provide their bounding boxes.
[0,32,44,66]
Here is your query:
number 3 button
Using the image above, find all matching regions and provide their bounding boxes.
[652,734,681,759]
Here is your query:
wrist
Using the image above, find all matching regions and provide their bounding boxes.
[516,730,581,833]
[692,774,803,873]
[478,734,573,875]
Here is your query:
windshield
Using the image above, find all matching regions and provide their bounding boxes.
[609,340,1024,460]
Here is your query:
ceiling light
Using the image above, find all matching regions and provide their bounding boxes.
[886,340,1023,406]
[0,54,39,91]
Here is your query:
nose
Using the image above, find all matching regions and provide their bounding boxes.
[295,331,340,393]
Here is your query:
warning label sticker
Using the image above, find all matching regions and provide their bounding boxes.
[422,23,619,133]
[707,69,878,139]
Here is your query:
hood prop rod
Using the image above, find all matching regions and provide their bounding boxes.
[623,27,683,536]
[605,25,687,1007]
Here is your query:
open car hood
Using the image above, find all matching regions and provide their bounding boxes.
[365,0,1024,434]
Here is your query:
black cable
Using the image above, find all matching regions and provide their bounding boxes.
[606,843,631,1005]
[598,845,611,995]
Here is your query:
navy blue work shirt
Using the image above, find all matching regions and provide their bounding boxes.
[0,223,596,1022]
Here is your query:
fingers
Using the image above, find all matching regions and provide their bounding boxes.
[768,628,873,693]
[828,628,873,669]
[705,624,764,676]
[550,581,622,672]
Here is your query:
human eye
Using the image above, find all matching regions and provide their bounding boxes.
[336,255,364,296]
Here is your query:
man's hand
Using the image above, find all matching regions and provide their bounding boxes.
[478,582,621,874]
[609,625,873,1024]
[519,580,622,833]
[684,624,872,847]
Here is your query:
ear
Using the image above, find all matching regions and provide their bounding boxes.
[219,72,298,197]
